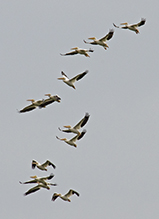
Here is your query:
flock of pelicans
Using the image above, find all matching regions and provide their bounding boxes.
[19,18,146,202]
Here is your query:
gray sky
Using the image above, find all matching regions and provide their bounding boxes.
[1,0,159,218]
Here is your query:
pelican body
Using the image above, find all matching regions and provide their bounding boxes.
[60,47,94,57]
[19,99,44,113]
[56,129,86,147]
[59,113,90,134]
[113,18,146,34]
[58,70,88,89]
[32,160,56,171]
[39,94,61,108]
[84,29,114,50]
[52,189,79,202]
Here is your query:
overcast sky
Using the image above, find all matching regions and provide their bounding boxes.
[1,0,159,219]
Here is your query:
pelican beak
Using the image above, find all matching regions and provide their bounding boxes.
[64,125,71,128]
[88,37,95,40]
[71,47,78,50]
[45,94,51,97]
[120,22,128,25]
[58,77,65,80]
[30,176,37,179]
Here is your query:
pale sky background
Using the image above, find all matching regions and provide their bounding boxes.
[1,0,159,219]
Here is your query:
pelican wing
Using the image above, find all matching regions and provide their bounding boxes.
[31,160,37,169]
[60,50,78,56]
[52,193,59,201]
[19,179,38,184]
[113,23,128,29]
[39,98,55,108]
[69,134,80,143]
[99,30,114,42]
[135,18,146,27]
[61,71,69,79]
[19,104,36,113]
[58,127,72,133]
[24,185,41,196]
[74,113,90,129]
[65,189,79,198]
[42,173,54,180]
[77,129,86,140]
[70,70,88,83]
[42,160,56,169]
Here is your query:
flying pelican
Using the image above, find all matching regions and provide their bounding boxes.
[52,189,79,202]
[32,160,56,171]
[24,183,51,196]
[113,18,146,34]
[60,47,94,57]
[83,29,114,50]
[19,99,44,113]
[19,173,56,186]
[58,113,90,135]
[39,94,61,108]
[58,70,88,89]
[56,129,86,147]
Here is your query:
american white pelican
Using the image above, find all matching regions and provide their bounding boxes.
[60,47,94,57]
[52,189,79,202]
[19,99,44,113]
[32,160,56,171]
[58,70,88,89]
[83,29,114,50]
[19,173,56,186]
[58,113,90,134]
[113,18,146,34]
[56,129,86,147]
[39,94,61,108]
[24,183,51,196]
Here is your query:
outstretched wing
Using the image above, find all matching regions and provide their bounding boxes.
[24,185,41,196]
[51,193,59,201]
[70,70,88,84]
[31,160,37,169]
[42,160,56,169]
[77,129,86,140]
[65,189,80,198]
[58,127,72,133]
[136,18,146,27]
[99,29,114,42]
[113,23,128,29]
[60,50,78,56]
[19,104,36,113]
[74,113,90,129]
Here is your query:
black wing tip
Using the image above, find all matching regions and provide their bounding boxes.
[48,173,54,180]
[89,49,94,52]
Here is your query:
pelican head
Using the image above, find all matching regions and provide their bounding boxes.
[55,95,61,102]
